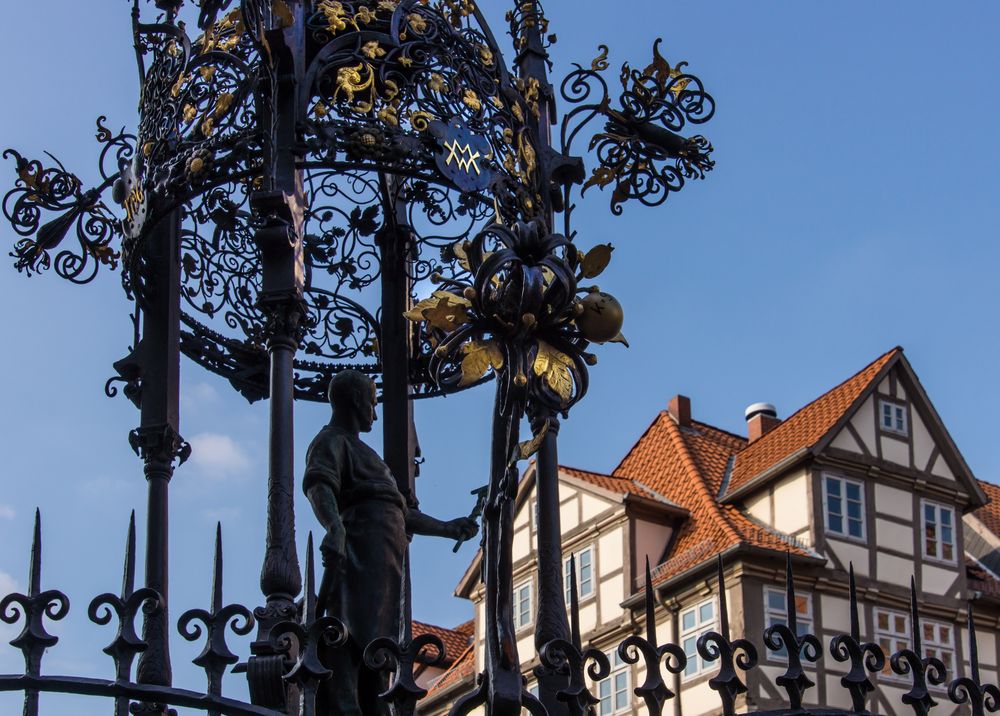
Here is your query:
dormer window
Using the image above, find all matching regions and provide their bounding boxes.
[880,400,908,436]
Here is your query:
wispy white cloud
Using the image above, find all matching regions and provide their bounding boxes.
[188,433,252,480]
[0,505,14,520]
[181,381,220,411]
[0,571,18,597]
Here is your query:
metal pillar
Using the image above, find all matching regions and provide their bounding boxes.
[131,210,187,714]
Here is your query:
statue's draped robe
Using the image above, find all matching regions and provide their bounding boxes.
[304,424,408,714]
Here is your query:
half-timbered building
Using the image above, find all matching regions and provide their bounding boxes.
[417,347,1000,715]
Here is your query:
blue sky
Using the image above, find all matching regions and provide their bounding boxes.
[2,0,1000,711]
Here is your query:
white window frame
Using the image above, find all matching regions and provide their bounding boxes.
[764,587,814,661]
[594,649,630,715]
[563,546,596,604]
[922,500,957,564]
[880,400,908,436]
[680,598,718,680]
[514,579,533,631]
[823,474,867,542]
[874,608,955,682]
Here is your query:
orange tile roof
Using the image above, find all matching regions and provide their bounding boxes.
[613,413,811,585]
[973,480,1000,538]
[560,465,681,506]
[424,643,475,701]
[724,347,900,497]
[412,620,474,667]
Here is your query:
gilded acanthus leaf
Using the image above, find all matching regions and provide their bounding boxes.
[533,341,575,402]
[583,166,616,193]
[510,419,550,466]
[403,291,472,332]
[591,45,610,72]
[272,0,295,27]
[580,243,614,278]
[459,340,504,387]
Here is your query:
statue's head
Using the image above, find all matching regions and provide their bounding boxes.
[328,370,378,433]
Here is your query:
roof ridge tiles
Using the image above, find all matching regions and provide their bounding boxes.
[660,413,743,545]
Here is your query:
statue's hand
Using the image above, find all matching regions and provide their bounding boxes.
[444,516,479,542]
[320,523,347,570]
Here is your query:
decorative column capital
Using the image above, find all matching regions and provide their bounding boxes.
[128,425,191,474]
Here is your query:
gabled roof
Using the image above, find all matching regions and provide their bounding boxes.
[723,347,901,499]
[560,465,685,510]
[972,480,1000,537]
[412,619,474,667]
[424,643,475,701]
[613,415,813,586]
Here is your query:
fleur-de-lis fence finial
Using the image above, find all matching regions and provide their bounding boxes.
[891,577,947,716]
[617,557,685,716]
[763,552,821,710]
[0,509,70,716]
[697,555,757,716]
[88,511,165,716]
[177,524,255,712]
[538,555,610,714]
[271,533,348,716]
[947,606,1000,716]
[829,563,884,713]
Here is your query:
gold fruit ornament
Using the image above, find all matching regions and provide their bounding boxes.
[576,291,625,344]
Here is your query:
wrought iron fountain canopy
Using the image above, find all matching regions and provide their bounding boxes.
[0,0,733,715]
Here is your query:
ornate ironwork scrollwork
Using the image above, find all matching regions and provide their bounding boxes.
[697,556,757,716]
[763,554,822,710]
[559,39,715,217]
[829,564,884,713]
[177,525,255,703]
[364,632,446,714]
[618,558,686,716]
[890,577,948,716]
[948,608,1000,716]
[88,512,165,695]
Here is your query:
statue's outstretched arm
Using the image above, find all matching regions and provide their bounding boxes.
[406,509,479,541]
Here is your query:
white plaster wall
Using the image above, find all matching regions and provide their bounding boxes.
[599,574,625,625]
[931,453,956,481]
[876,518,914,556]
[599,528,624,573]
[823,674,854,709]
[978,629,998,666]
[579,602,598,634]
[560,495,578,533]
[773,469,810,535]
[512,527,531,562]
[880,436,909,468]
[830,427,865,454]
[874,483,912,521]
[745,489,773,524]
[921,563,958,596]
[678,678,718,715]
[911,409,936,472]
[828,539,869,577]
[877,553,916,587]
[850,396,878,455]
[820,594,854,633]
[634,519,671,575]
[580,493,607,522]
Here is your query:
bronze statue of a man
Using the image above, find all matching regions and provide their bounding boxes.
[304,370,479,715]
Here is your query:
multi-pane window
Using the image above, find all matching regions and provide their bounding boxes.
[922,501,956,562]
[595,650,630,715]
[764,588,814,659]
[824,475,866,540]
[875,609,955,678]
[564,547,595,603]
[881,400,908,435]
[514,580,533,630]
[680,599,717,679]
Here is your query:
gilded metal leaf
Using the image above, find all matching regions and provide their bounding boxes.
[533,341,574,401]
[580,243,613,278]
[459,340,504,387]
